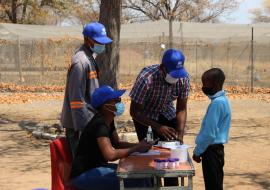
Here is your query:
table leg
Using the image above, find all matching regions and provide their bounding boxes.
[181,177,184,186]
[153,176,157,188]
[119,178,125,190]
[188,176,193,190]
[156,177,162,187]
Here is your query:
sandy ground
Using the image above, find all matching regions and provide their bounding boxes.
[0,96,270,190]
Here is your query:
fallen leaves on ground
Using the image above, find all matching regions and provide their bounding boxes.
[0,93,63,104]
[119,82,134,90]
[0,82,269,104]
[120,82,270,103]
[0,82,65,93]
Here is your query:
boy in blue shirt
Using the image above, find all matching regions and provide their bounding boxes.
[193,68,231,190]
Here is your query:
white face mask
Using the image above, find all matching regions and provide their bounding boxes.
[165,74,178,84]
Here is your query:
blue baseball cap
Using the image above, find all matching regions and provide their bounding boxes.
[91,86,126,108]
[162,49,188,78]
[82,22,113,44]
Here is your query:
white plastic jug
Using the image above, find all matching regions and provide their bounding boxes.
[171,144,190,163]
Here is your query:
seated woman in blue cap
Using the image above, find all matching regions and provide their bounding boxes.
[70,85,152,190]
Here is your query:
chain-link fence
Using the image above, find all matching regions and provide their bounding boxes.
[119,39,270,88]
[0,23,82,85]
[1,21,270,87]
[0,37,81,85]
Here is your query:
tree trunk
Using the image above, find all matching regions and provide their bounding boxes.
[11,0,18,23]
[21,0,29,22]
[97,0,121,89]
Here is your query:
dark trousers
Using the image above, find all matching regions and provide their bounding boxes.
[133,115,178,186]
[133,114,177,141]
[202,144,224,190]
[72,163,153,190]
[65,128,80,159]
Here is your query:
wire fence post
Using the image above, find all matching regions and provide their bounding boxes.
[195,40,198,83]
[169,18,173,48]
[143,42,146,67]
[41,40,45,77]
[17,35,23,83]
[251,27,254,92]
[128,45,131,75]
[227,38,230,79]
[211,44,214,68]
[180,22,184,50]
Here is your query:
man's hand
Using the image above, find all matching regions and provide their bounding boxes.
[192,154,201,163]
[155,126,177,140]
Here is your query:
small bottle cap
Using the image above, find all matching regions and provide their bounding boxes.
[154,158,161,162]
[168,158,175,162]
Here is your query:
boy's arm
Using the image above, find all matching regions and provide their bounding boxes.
[193,101,222,156]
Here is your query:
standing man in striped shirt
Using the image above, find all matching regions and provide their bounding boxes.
[61,22,112,158]
[130,49,190,144]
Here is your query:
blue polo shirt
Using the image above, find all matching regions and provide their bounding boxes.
[194,90,231,156]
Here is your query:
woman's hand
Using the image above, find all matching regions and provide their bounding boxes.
[135,139,152,153]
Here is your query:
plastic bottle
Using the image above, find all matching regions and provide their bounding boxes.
[174,158,180,167]
[146,126,153,142]
[168,158,176,169]
[159,159,165,169]
[154,159,162,170]
[163,159,169,169]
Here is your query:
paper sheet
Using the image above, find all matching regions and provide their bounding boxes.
[131,150,160,156]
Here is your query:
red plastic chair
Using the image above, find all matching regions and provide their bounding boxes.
[50,137,78,190]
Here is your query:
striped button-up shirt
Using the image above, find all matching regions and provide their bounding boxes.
[130,65,190,121]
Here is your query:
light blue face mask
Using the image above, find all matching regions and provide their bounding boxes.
[90,43,105,54]
[114,102,125,116]
[105,102,125,117]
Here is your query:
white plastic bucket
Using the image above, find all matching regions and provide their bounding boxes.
[170,144,190,163]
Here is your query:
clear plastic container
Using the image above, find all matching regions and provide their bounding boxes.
[159,159,165,169]
[168,158,176,169]
[154,159,162,170]
[163,159,169,169]
[178,145,189,162]
[174,158,180,167]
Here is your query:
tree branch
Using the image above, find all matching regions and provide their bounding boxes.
[123,0,239,23]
